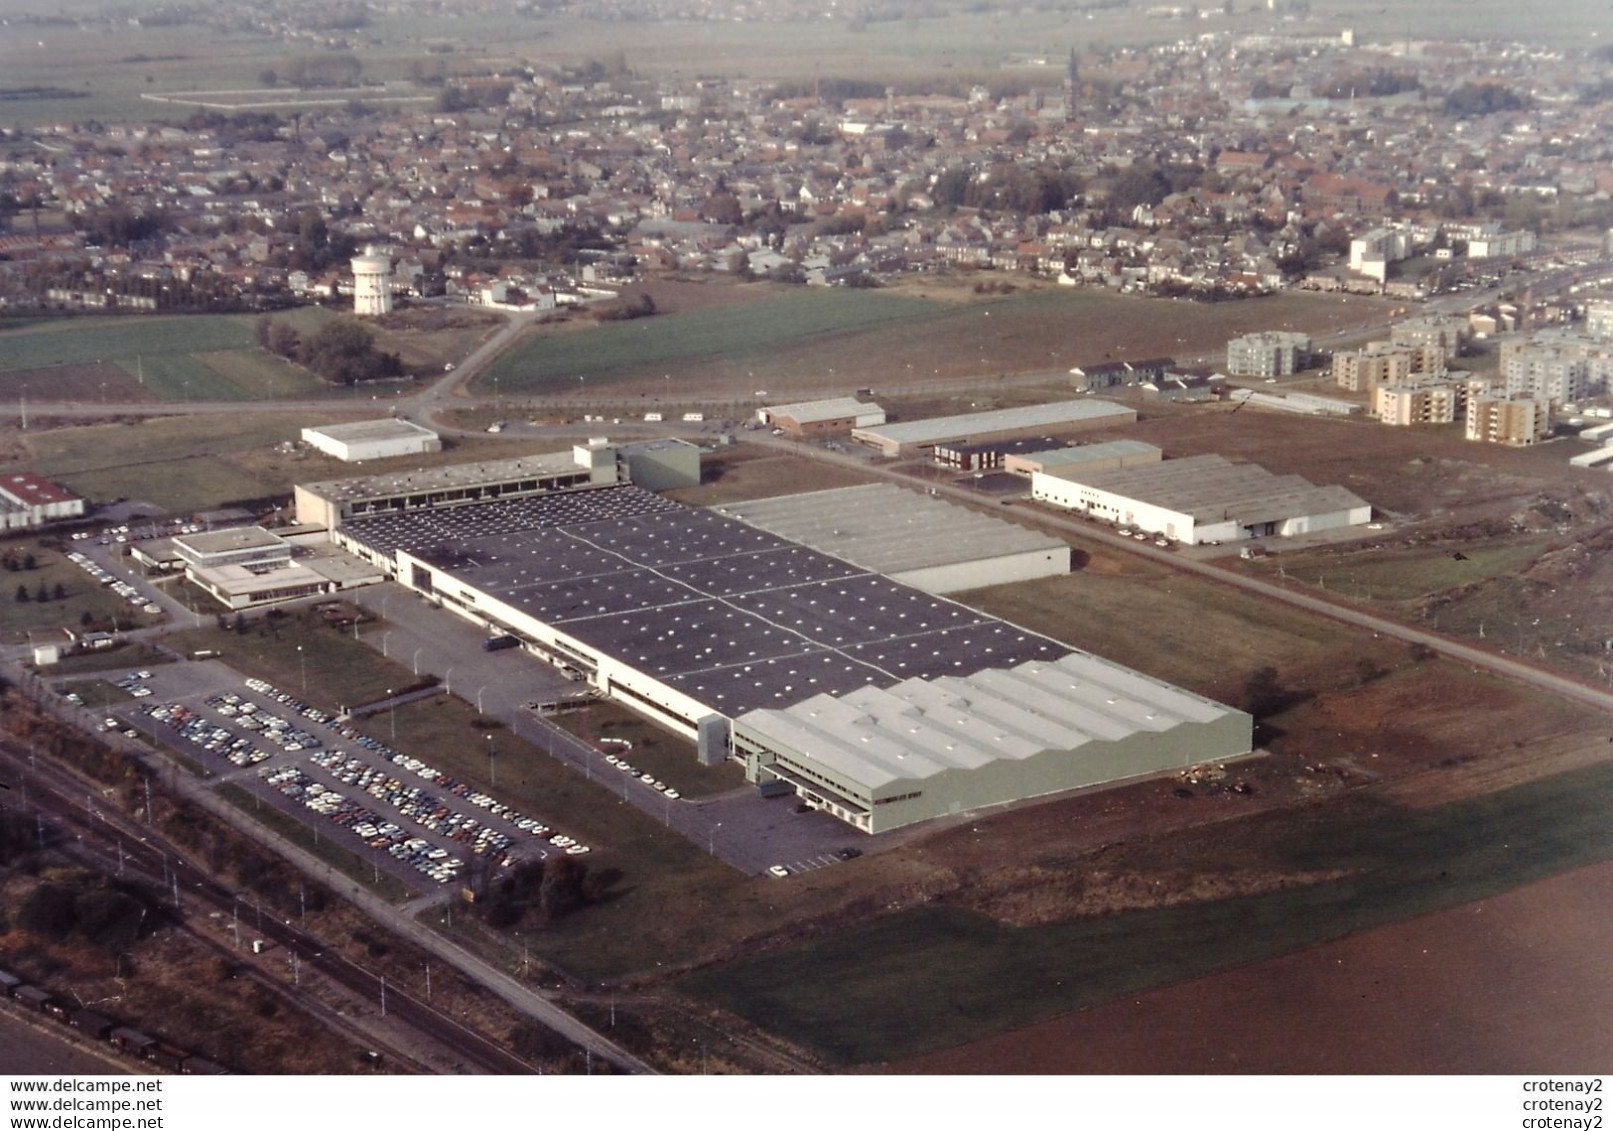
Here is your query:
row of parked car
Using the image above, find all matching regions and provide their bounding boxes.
[603,753,680,800]
[142,702,273,768]
[237,676,592,873]
[258,763,464,885]
[64,550,162,616]
[211,691,325,752]
[305,749,516,865]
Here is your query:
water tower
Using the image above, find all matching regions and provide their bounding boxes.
[351,246,393,317]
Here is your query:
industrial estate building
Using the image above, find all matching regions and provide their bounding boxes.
[171,526,354,609]
[1003,440,1163,478]
[716,484,1070,594]
[851,400,1135,459]
[0,473,84,532]
[735,650,1250,833]
[757,397,886,436]
[294,439,699,532]
[318,475,1248,833]
[1031,454,1371,545]
[302,419,443,463]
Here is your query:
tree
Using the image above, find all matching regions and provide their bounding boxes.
[538,856,588,920]
[14,584,27,603]
[53,583,66,601]
[22,553,36,570]
[35,582,50,602]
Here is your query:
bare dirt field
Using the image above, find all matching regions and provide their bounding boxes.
[0,362,153,405]
[892,858,1613,1074]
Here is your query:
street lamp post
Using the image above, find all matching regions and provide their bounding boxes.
[444,667,453,696]
[297,645,306,693]
[708,822,722,856]
[476,685,487,715]
[381,631,392,658]
[386,689,396,743]
[412,647,423,676]
[486,734,496,788]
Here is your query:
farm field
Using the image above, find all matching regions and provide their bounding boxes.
[20,411,355,512]
[474,285,1389,403]
[894,856,1613,1074]
[0,1,1594,129]
[680,754,1613,1066]
[0,314,348,403]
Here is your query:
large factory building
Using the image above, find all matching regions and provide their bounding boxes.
[329,480,1252,834]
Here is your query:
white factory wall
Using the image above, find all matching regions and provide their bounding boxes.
[393,549,710,738]
[890,546,1071,594]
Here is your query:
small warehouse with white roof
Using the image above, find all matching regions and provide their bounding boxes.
[758,397,886,436]
[1031,454,1371,545]
[303,419,442,463]
[851,400,1135,459]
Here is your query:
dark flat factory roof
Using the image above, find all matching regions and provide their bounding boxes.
[343,486,1069,716]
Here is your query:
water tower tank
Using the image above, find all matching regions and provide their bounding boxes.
[351,247,393,316]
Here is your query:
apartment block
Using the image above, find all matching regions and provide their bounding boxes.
[1466,394,1550,446]
[1226,331,1312,378]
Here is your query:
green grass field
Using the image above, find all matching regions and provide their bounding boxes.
[549,699,744,799]
[0,314,346,402]
[0,540,144,641]
[476,289,943,394]
[1247,540,1551,605]
[682,760,1613,1064]
[23,411,351,512]
[477,284,1382,401]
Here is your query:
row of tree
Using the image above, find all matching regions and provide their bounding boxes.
[15,582,67,602]
[254,315,405,385]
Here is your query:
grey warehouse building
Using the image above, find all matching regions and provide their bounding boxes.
[716,483,1070,594]
[851,400,1136,459]
[335,483,1252,834]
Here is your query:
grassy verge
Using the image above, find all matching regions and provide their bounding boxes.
[1246,539,1550,604]
[681,760,1613,1064]
[548,700,743,799]
[217,783,416,904]
[64,678,133,711]
[956,558,1404,707]
[0,540,144,641]
[166,617,415,714]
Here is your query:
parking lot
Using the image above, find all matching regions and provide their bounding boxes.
[123,671,596,895]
